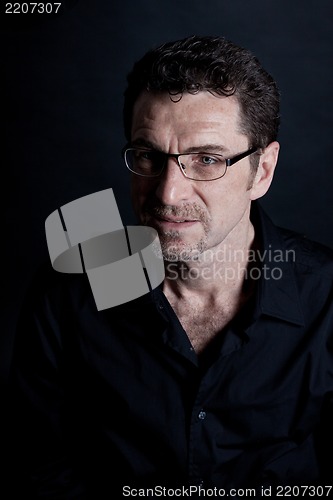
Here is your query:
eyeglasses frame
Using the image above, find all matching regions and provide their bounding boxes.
[122,145,258,182]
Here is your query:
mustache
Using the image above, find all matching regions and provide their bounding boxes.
[142,201,210,222]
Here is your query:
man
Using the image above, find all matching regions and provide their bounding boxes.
[9,35,333,498]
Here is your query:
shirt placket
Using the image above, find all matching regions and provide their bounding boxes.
[188,373,211,487]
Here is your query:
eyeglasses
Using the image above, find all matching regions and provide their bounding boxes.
[123,146,258,181]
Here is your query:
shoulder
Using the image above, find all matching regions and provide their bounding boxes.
[278,226,333,277]
[15,261,97,347]
[17,260,159,334]
[253,202,333,278]
[22,260,93,312]
[276,227,333,317]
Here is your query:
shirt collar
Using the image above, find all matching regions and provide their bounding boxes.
[251,202,305,327]
[150,201,305,328]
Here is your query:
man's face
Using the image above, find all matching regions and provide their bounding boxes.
[130,91,260,262]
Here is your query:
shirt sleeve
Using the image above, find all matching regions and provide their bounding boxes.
[8,268,88,499]
[315,329,333,482]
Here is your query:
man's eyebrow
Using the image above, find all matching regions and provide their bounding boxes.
[130,138,159,150]
[183,144,229,154]
[130,140,229,154]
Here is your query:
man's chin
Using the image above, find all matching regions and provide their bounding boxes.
[159,239,206,263]
[140,214,208,261]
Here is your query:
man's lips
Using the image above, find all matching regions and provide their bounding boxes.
[142,204,208,229]
[155,215,200,223]
[147,213,200,228]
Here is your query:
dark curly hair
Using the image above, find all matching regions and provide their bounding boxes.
[123,35,280,153]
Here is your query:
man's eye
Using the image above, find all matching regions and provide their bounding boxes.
[136,151,161,163]
[195,154,224,166]
[136,151,155,161]
[202,156,216,165]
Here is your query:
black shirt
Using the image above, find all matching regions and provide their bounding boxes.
[9,203,333,498]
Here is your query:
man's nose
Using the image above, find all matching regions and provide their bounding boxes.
[154,158,194,205]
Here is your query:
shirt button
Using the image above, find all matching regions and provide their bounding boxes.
[198,410,206,420]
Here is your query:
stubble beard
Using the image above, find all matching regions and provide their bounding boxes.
[141,202,211,263]
[158,230,208,262]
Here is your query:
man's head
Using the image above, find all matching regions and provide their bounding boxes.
[123,35,280,262]
[124,35,280,156]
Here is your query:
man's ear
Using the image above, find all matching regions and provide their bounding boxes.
[250,141,280,200]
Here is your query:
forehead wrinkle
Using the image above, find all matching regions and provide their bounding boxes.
[130,138,231,156]
[130,138,160,150]
[131,91,248,154]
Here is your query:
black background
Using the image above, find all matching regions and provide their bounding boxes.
[2,0,333,382]
[1,0,333,495]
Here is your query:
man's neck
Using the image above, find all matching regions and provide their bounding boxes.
[162,221,257,306]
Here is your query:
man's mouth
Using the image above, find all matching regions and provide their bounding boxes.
[156,215,199,223]
[141,203,208,230]
[147,214,200,230]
